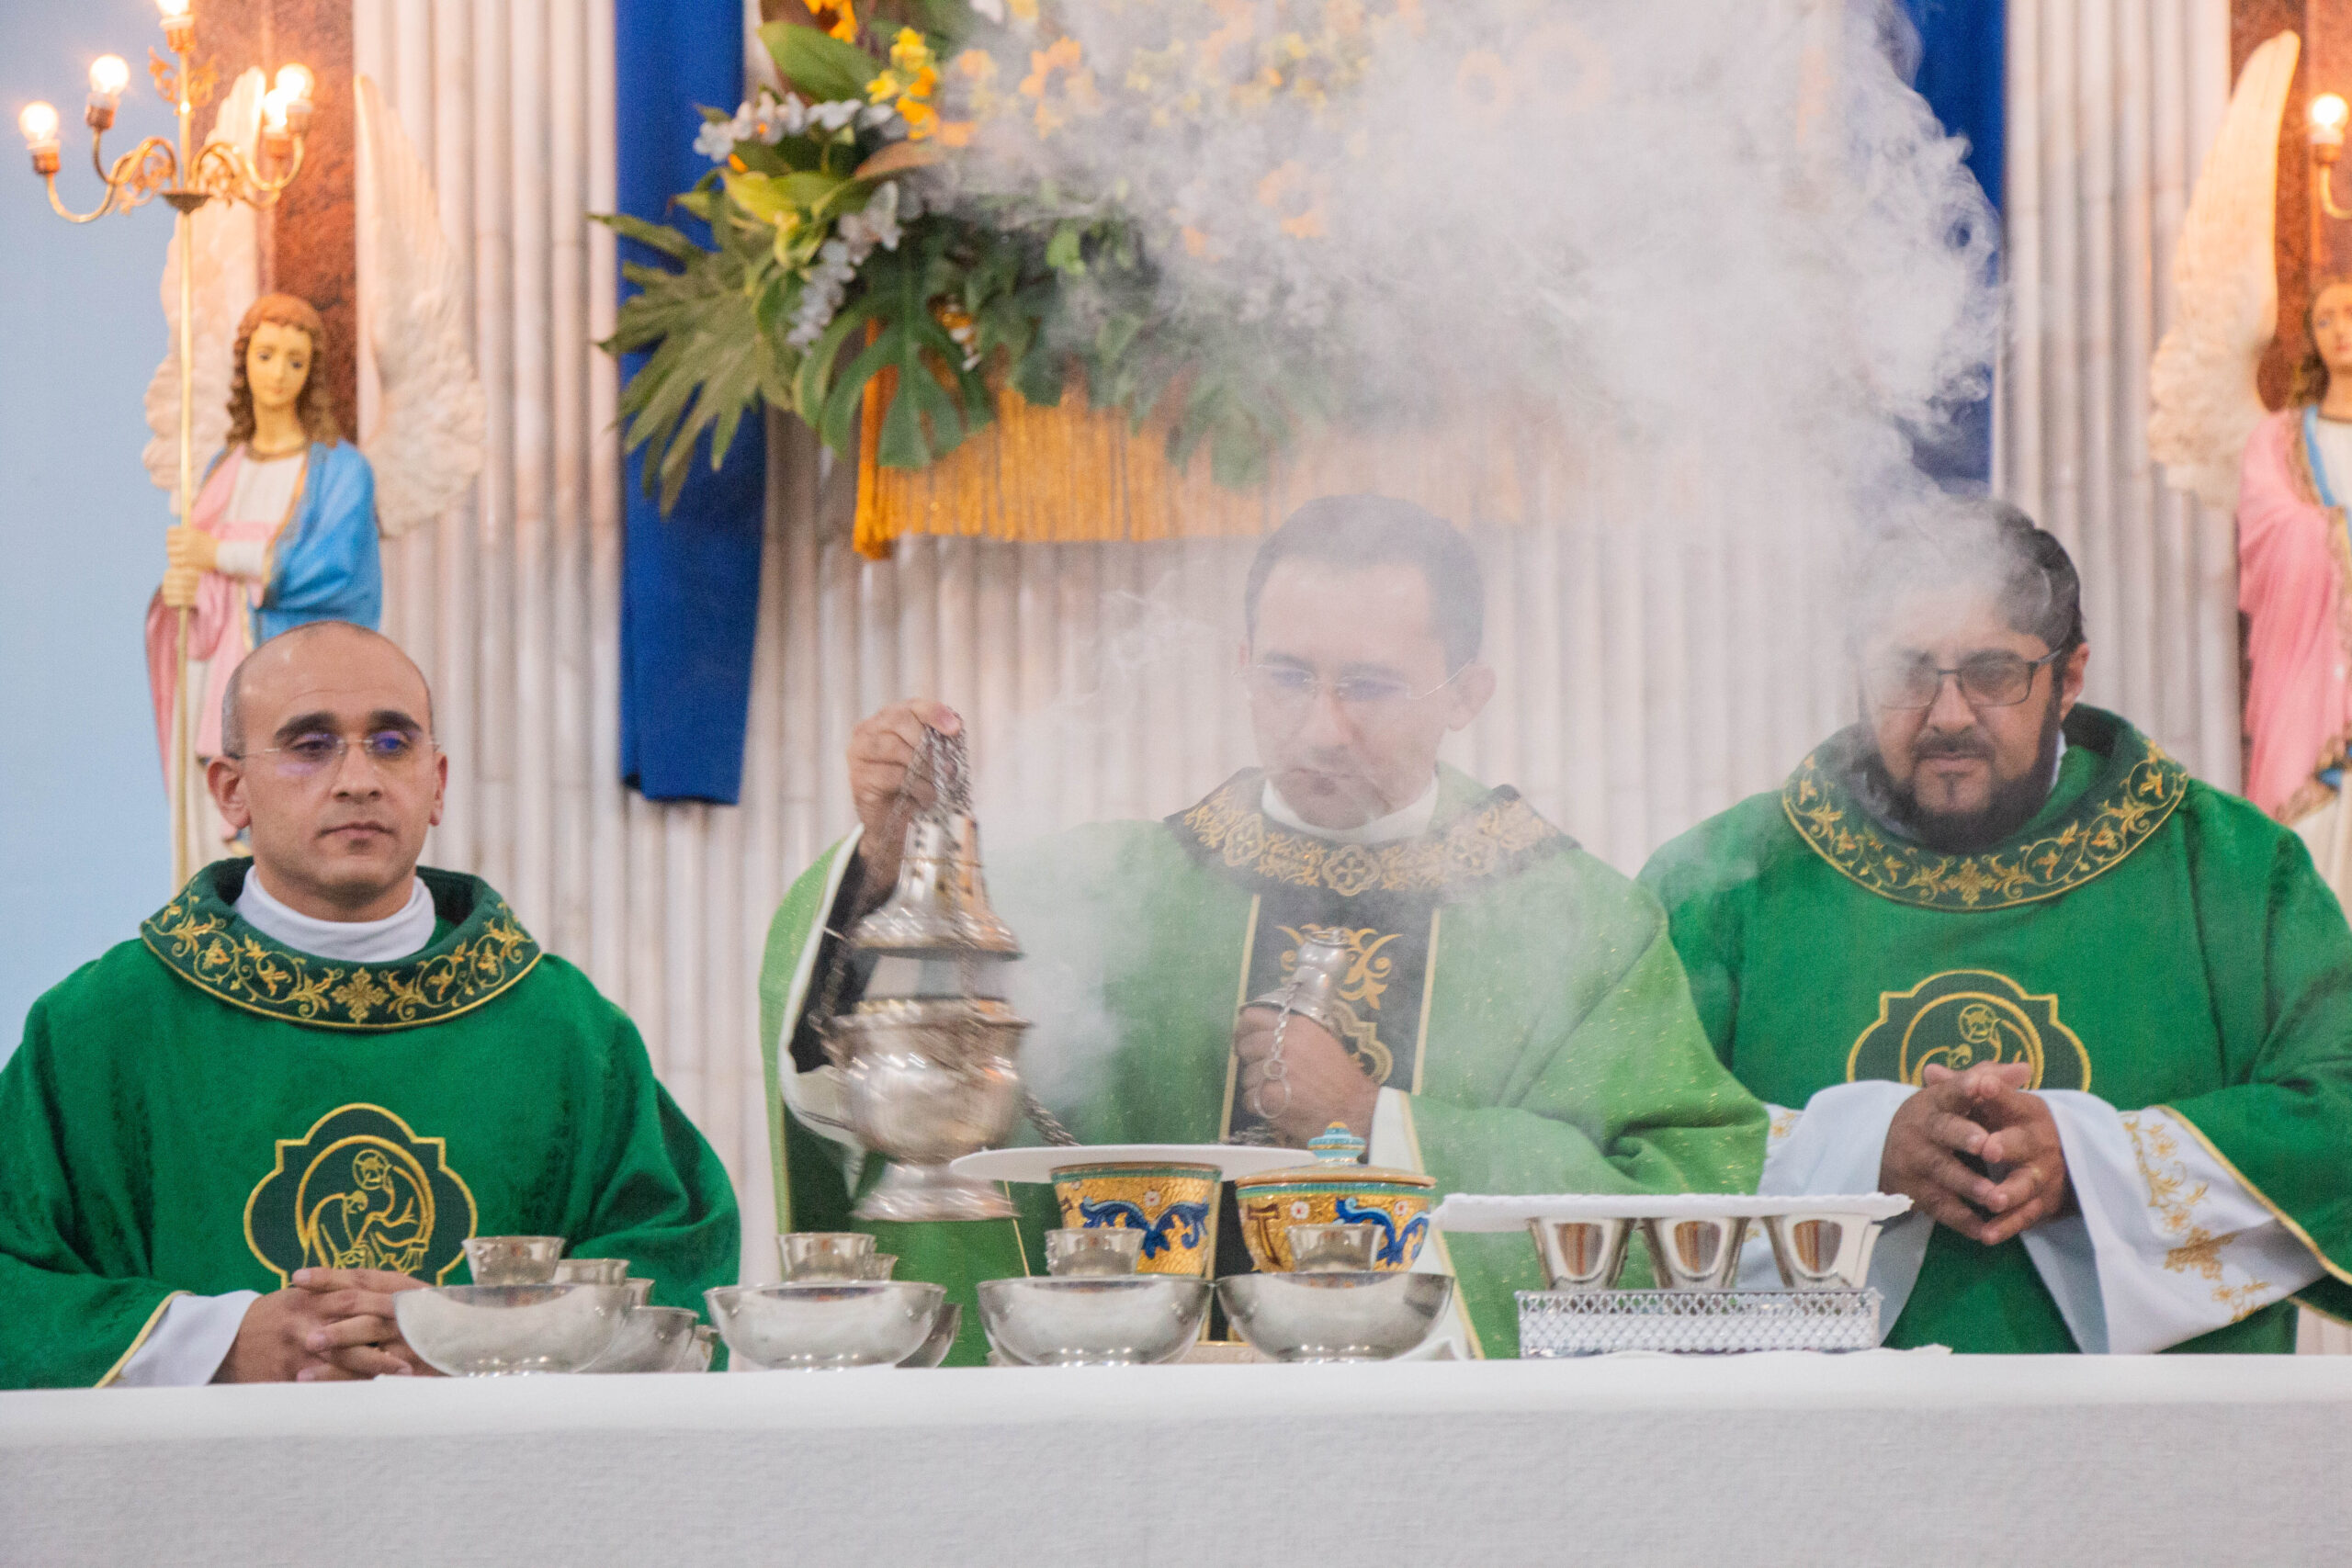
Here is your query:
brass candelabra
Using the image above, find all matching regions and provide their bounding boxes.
[16,0,314,886]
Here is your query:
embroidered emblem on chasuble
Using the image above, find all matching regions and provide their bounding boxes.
[245,1104,478,1285]
[1847,970,2092,1092]
[1172,772,1566,1090]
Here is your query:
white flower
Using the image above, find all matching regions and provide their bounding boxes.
[968,0,1005,21]
[860,102,899,130]
[745,92,807,143]
[692,116,736,161]
[838,183,903,254]
[808,98,864,133]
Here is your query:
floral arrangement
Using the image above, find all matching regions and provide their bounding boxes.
[600,0,1417,509]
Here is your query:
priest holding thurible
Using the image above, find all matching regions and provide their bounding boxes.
[762,496,1769,1361]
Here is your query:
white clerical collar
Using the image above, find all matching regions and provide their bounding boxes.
[1261,775,1441,844]
[234,871,437,962]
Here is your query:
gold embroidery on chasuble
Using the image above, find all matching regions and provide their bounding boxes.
[1846,970,2091,1092]
[244,1104,479,1285]
[140,874,540,1030]
[1172,772,1567,1094]
[1780,731,2188,912]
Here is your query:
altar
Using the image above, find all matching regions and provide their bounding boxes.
[6,1358,2349,1566]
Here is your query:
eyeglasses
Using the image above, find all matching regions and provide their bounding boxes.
[226,729,436,778]
[1863,648,2067,711]
[1242,661,1459,723]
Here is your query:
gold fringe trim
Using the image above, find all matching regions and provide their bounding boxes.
[853,373,1554,560]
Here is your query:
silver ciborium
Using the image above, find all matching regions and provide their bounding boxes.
[820,725,1030,1223]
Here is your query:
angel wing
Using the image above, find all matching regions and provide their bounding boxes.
[2148,31,2300,513]
[141,68,266,507]
[356,73,484,539]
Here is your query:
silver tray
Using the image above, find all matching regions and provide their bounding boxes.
[1516,1287,1881,1357]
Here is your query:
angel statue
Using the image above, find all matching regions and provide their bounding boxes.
[2152,29,2352,1358]
[141,72,481,858]
[2150,31,2333,837]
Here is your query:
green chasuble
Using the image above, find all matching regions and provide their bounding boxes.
[1641,706,2352,1353]
[761,766,1765,1361]
[0,862,741,1389]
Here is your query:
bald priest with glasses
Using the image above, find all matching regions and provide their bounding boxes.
[1641,502,2352,1354]
[762,497,1767,1360]
[0,622,738,1388]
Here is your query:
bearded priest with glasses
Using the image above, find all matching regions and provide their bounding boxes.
[0,621,739,1388]
[1640,501,2352,1354]
[761,497,1767,1361]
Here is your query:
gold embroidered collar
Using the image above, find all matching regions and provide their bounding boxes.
[1781,706,2188,911]
[1171,770,1565,897]
[141,863,542,1030]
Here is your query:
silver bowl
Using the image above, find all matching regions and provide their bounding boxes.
[392,1283,631,1375]
[1217,1271,1453,1362]
[898,1302,962,1368]
[705,1280,944,1370]
[976,1276,1212,1367]
[578,1305,702,1374]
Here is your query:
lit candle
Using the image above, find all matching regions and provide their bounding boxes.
[273,63,313,104]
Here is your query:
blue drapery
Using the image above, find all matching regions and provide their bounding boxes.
[616,0,766,805]
[1898,0,2004,486]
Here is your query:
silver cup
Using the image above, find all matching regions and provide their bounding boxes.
[1285,1224,1383,1273]
[1044,1227,1145,1278]
[864,1254,899,1281]
[778,1231,878,1282]
[462,1235,565,1286]
[552,1257,629,1286]
[1526,1217,1635,1292]
[1761,1210,1885,1290]
[1641,1214,1750,1291]
[579,1305,702,1374]
[623,1277,655,1307]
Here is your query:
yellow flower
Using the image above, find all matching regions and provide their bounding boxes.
[935,118,977,148]
[1007,0,1039,19]
[1020,37,1084,97]
[955,49,999,82]
[805,0,859,43]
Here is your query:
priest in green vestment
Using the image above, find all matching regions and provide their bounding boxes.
[0,622,739,1389]
[762,497,1766,1360]
[1641,501,2352,1354]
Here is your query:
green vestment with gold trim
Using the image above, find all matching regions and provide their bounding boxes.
[0,862,741,1389]
[1640,706,2352,1352]
[761,766,1766,1362]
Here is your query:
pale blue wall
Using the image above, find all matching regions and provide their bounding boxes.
[1,0,185,1053]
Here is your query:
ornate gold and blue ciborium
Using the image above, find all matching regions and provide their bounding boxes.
[1231,1123,1435,1274]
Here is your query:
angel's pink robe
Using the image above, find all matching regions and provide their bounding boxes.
[2237,408,2352,823]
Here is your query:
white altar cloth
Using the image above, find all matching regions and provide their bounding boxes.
[6,1356,2348,1566]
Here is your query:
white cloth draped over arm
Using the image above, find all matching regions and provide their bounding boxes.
[113,1292,255,1387]
[1734,1082,1931,1337]
[2021,1095,2321,1353]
